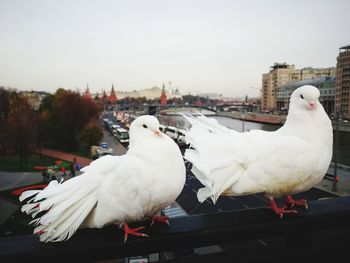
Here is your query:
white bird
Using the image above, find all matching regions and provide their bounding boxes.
[184,85,333,217]
[19,115,186,242]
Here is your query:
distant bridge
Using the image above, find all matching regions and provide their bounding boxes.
[159,105,217,116]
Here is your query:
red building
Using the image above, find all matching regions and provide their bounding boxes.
[160,84,167,106]
[108,85,117,104]
[82,85,92,100]
[194,97,203,106]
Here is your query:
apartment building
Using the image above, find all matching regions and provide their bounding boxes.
[335,45,350,119]
[262,63,335,112]
[276,76,336,115]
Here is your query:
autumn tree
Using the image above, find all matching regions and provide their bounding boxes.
[77,120,103,150]
[36,93,55,148]
[0,87,10,160]
[7,92,38,165]
[51,89,99,150]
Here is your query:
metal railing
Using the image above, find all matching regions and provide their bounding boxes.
[1,196,350,262]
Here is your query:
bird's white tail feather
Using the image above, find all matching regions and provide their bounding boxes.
[21,202,40,214]
[20,177,99,242]
[183,113,236,137]
[31,188,77,218]
[197,187,213,203]
[19,190,42,203]
[37,193,97,242]
[34,176,85,201]
[19,180,59,203]
[186,147,245,204]
[196,163,245,204]
[184,114,249,203]
[37,185,96,224]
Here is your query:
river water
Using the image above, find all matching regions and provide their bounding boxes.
[158,114,350,166]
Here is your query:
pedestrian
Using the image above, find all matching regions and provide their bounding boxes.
[70,157,77,177]
[42,171,49,183]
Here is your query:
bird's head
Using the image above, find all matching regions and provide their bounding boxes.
[290,85,320,111]
[129,115,162,142]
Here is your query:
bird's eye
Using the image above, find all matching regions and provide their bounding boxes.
[142,124,148,129]
[300,94,304,99]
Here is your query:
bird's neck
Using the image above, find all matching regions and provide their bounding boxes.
[128,135,167,158]
[285,106,328,125]
[283,107,333,143]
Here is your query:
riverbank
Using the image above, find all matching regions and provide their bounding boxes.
[217,111,285,125]
[217,111,350,132]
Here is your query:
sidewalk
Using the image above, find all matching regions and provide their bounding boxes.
[0,171,43,192]
[36,148,92,167]
[316,166,350,197]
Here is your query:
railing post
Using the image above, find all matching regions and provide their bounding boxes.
[334,109,339,183]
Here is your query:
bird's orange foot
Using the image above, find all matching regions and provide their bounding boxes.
[269,199,298,218]
[151,215,169,226]
[286,195,308,209]
[123,223,148,243]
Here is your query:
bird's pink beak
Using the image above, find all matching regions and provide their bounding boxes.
[154,130,162,137]
[309,101,317,110]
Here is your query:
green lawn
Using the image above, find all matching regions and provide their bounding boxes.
[0,154,60,172]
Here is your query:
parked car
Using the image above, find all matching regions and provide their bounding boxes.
[103,118,109,128]
[159,124,167,133]
[165,126,187,146]
[90,142,113,159]
[165,126,178,140]
[176,128,187,146]
[110,124,121,135]
[107,120,115,131]
[111,124,121,130]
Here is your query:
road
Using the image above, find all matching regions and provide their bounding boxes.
[101,129,127,156]
[100,111,128,156]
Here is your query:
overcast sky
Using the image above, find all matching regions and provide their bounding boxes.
[0,0,348,97]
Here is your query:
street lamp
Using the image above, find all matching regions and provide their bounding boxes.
[333,106,340,184]
[242,110,245,132]
[242,95,248,132]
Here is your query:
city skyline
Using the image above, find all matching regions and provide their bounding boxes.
[0,0,348,98]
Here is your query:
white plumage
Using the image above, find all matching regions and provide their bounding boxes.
[184,85,333,216]
[20,115,186,242]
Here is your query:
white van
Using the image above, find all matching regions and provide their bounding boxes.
[159,124,167,133]
[116,128,129,143]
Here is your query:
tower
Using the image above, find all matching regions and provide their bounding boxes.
[160,83,167,106]
[82,84,92,99]
[109,84,117,104]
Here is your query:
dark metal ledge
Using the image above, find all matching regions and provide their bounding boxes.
[1,196,350,262]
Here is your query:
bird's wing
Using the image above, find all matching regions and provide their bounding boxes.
[232,134,318,198]
[183,113,238,137]
[184,115,254,203]
[185,129,252,203]
[80,154,122,175]
[89,154,166,227]
[184,115,318,203]
[19,155,126,242]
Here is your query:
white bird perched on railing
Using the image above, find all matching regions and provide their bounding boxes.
[20,115,186,242]
[183,85,333,217]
